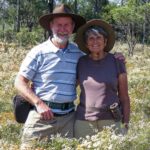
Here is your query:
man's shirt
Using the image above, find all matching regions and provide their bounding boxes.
[18,38,84,104]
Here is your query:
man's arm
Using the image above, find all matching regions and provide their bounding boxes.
[14,74,54,120]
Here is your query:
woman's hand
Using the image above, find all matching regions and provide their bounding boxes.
[114,52,126,63]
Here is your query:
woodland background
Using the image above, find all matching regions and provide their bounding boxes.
[0,0,150,149]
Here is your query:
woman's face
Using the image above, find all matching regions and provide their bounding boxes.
[86,32,107,53]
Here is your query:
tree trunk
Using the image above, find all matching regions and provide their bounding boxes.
[2,20,5,42]
[16,0,20,32]
[74,0,78,14]
[46,0,54,39]
[48,0,54,13]
[1,0,5,41]
[125,23,136,56]
[120,0,125,5]
[94,0,99,17]
[142,13,146,50]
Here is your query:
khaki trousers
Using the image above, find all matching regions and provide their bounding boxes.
[20,110,75,150]
[74,119,121,139]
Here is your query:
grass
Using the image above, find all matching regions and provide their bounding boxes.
[0,42,150,149]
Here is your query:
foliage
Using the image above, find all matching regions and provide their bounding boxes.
[101,3,118,23]
[0,123,22,144]
[1,0,150,50]
[107,0,150,55]
[110,5,141,55]
[34,135,79,150]
[0,28,15,43]
[0,42,150,149]
[77,122,150,150]
[16,28,44,46]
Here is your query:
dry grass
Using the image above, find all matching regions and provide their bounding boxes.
[0,42,149,149]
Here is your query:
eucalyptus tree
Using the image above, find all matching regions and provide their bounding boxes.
[47,0,55,12]
[16,0,20,32]
[110,0,149,55]
[56,0,109,20]
[138,2,150,46]
[6,0,50,32]
[0,0,10,41]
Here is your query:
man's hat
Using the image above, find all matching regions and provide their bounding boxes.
[75,19,115,53]
[39,4,86,33]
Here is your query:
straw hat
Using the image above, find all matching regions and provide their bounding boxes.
[75,19,115,53]
[39,4,86,33]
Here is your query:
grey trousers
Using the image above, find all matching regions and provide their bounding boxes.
[20,110,75,150]
[74,119,121,139]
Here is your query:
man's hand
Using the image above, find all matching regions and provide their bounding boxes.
[114,52,126,63]
[15,75,54,120]
[35,100,54,120]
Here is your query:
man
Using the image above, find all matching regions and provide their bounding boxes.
[15,3,125,149]
[15,4,86,149]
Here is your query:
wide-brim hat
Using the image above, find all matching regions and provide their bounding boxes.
[75,19,115,53]
[39,4,86,33]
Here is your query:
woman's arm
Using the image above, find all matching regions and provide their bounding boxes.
[118,73,130,127]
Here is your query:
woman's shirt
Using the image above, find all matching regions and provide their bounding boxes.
[76,53,126,121]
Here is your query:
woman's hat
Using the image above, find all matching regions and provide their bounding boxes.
[75,19,115,53]
[39,4,86,33]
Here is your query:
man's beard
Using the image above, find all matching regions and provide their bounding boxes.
[53,33,69,45]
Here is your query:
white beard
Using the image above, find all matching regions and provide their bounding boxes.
[53,33,69,45]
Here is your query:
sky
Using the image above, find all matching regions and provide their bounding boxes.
[109,0,121,3]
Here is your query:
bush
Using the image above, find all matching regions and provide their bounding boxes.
[16,28,44,46]
[0,42,150,149]
[0,29,16,43]
[142,98,150,118]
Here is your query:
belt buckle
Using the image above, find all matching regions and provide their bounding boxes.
[61,103,69,110]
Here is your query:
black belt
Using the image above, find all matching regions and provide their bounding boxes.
[43,101,75,111]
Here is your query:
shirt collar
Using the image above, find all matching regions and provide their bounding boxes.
[46,38,70,53]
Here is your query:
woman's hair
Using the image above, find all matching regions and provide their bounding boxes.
[83,26,108,43]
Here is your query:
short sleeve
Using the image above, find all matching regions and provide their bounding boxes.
[18,47,41,80]
[116,59,126,75]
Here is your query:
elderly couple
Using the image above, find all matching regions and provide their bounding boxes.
[14,3,130,149]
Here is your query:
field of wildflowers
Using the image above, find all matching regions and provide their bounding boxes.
[0,42,149,150]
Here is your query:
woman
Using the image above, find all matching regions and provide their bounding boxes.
[74,19,130,138]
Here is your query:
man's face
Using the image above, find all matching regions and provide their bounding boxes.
[50,16,75,44]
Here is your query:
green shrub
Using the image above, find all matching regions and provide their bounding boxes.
[142,98,150,118]
[16,28,44,46]
[34,135,79,150]
[0,123,22,144]
[0,29,16,43]
[0,42,150,149]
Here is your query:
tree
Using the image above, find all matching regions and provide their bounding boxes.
[139,2,150,46]
[74,0,77,14]
[111,1,145,56]
[48,0,54,13]
[16,0,20,32]
[0,0,10,41]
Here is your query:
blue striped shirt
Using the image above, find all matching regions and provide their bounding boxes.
[19,38,84,103]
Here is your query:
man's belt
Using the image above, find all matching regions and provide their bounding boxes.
[53,109,74,117]
[43,101,75,111]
